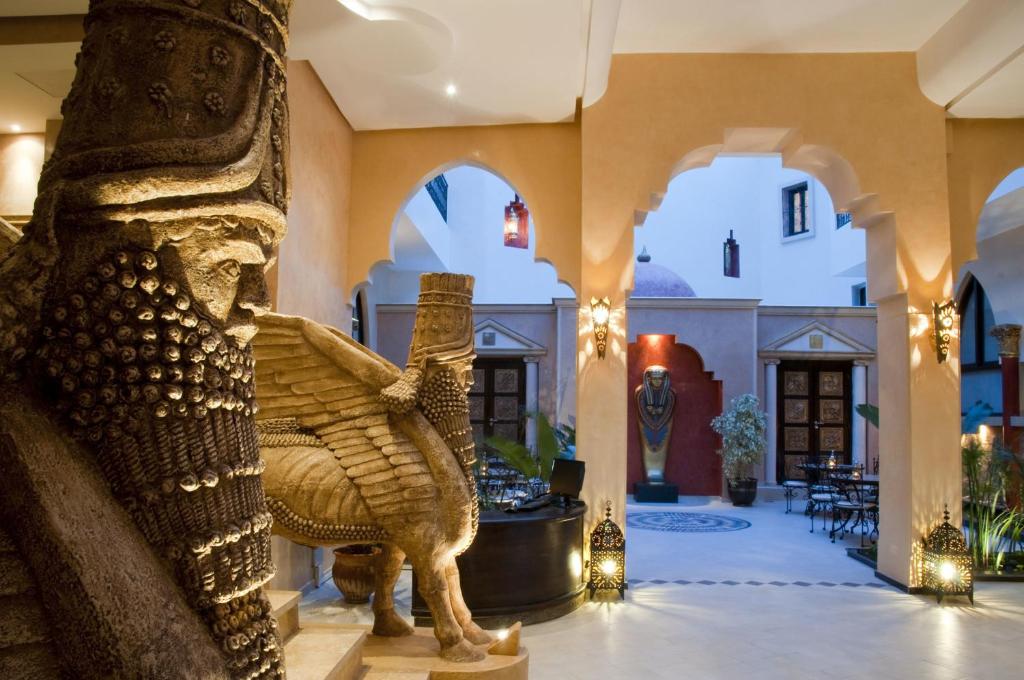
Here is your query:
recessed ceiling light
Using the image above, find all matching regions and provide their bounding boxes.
[444,83,457,98]
[10,124,21,132]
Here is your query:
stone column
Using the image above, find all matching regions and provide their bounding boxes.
[991,324,1021,451]
[764,359,780,484]
[525,357,540,452]
[851,361,869,469]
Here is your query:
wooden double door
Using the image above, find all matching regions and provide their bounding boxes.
[777,360,852,481]
[468,358,526,445]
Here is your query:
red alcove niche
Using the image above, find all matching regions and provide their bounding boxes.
[627,334,723,496]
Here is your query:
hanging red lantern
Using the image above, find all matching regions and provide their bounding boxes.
[503,194,528,249]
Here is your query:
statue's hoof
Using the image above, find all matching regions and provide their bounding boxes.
[461,622,493,645]
[372,610,414,637]
[440,639,486,663]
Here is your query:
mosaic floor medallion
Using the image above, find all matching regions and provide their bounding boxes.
[626,511,751,533]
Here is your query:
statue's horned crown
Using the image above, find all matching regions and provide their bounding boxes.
[407,273,476,368]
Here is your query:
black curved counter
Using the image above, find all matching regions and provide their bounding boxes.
[411,501,587,628]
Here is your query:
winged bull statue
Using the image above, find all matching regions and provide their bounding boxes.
[253,273,495,662]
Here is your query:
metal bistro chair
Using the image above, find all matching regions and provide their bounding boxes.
[807,455,836,533]
[781,458,808,514]
[829,468,879,546]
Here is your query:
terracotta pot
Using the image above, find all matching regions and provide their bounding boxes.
[727,478,758,506]
[332,546,381,604]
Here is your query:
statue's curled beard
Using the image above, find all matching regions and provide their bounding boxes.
[33,247,284,679]
[416,367,480,543]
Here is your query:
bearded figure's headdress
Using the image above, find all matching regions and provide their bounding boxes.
[379,273,476,414]
[0,0,291,380]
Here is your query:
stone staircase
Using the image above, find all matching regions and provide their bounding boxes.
[268,590,524,680]
[268,590,371,680]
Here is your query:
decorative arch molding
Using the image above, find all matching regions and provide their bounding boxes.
[630,127,905,303]
[348,124,582,299]
[946,119,1024,277]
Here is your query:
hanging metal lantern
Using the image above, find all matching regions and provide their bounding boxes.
[723,229,740,278]
[587,501,626,598]
[920,506,973,604]
[503,194,528,249]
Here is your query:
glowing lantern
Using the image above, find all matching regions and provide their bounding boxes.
[932,300,957,363]
[590,297,610,360]
[503,194,528,249]
[587,501,626,598]
[920,506,973,604]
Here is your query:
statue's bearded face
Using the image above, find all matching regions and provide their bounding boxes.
[453,357,476,393]
[159,220,275,348]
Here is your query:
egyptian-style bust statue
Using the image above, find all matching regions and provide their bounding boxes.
[254,273,496,662]
[0,1,292,677]
[635,365,676,484]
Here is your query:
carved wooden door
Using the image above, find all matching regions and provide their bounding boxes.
[777,361,852,481]
[468,359,526,445]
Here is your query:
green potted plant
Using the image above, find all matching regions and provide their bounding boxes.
[711,394,766,506]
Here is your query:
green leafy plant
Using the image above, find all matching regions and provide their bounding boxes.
[485,412,570,483]
[710,394,766,481]
[855,403,879,429]
[960,439,1024,572]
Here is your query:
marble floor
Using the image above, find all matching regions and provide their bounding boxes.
[299,496,1024,680]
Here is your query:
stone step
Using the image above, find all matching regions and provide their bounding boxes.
[284,625,366,680]
[267,589,302,642]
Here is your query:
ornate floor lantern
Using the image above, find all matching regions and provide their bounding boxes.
[587,501,626,598]
[921,506,974,604]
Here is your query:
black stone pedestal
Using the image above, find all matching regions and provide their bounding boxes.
[634,482,679,503]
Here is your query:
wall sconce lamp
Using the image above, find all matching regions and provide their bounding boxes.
[932,300,957,363]
[920,506,973,604]
[590,297,610,359]
[587,501,626,598]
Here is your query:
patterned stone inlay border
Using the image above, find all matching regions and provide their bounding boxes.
[626,511,751,533]
[627,579,891,588]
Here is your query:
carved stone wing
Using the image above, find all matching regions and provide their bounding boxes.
[253,314,439,527]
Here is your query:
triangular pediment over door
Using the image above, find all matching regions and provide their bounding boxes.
[759,321,874,361]
[473,319,546,357]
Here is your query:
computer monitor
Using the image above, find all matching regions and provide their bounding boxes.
[549,459,585,499]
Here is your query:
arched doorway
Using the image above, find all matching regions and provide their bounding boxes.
[355,163,578,454]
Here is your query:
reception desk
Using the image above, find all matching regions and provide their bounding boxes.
[412,501,587,628]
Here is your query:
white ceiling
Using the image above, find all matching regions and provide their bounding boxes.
[0,0,1021,133]
[290,0,589,130]
[613,0,968,53]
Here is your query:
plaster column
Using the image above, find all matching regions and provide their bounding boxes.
[990,325,1021,451]
[851,361,868,469]
[764,360,780,484]
[525,357,540,453]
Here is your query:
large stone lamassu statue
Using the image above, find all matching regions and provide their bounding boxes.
[255,273,494,662]
[0,1,292,677]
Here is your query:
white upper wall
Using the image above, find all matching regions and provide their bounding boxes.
[634,155,866,306]
[370,165,575,304]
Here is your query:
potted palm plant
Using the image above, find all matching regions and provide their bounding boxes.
[711,394,766,506]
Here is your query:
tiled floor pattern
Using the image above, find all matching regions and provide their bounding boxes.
[299,496,1024,680]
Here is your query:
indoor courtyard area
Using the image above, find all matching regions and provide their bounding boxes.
[1,2,1023,680]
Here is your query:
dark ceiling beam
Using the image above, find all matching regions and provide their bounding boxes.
[0,15,85,46]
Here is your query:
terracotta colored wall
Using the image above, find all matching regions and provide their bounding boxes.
[349,121,582,297]
[947,118,1024,277]
[274,59,353,331]
[627,335,722,496]
[267,59,355,592]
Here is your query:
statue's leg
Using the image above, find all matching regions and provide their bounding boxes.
[412,555,485,662]
[445,559,493,645]
[371,543,414,637]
